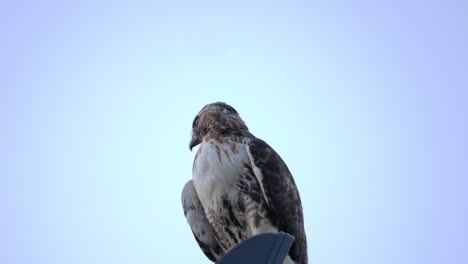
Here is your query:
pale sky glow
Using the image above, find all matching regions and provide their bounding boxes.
[1,1,467,264]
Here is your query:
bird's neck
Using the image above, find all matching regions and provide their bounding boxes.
[204,129,253,144]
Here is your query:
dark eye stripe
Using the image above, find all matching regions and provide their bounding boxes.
[192,116,199,128]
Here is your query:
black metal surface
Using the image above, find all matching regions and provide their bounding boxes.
[216,232,295,264]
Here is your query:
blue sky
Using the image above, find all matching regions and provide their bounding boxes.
[1,1,467,264]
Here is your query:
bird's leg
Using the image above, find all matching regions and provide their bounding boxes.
[244,196,278,236]
[249,216,278,235]
[246,208,294,264]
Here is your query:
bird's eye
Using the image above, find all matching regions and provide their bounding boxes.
[192,116,199,128]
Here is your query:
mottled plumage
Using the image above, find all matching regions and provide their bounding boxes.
[181,102,307,264]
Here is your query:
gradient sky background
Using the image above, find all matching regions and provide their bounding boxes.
[1,1,467,264]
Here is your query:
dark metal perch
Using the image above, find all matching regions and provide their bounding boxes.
[216,232,295,264]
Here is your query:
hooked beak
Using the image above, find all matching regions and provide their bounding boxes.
[189,136,201,151]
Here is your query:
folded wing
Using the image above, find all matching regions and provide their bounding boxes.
[246,138,308,264]
[182,180,224,262]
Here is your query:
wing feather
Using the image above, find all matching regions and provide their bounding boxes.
[246,138,308,264]
[182,180,224,262]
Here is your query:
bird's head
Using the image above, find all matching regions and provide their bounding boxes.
[189,102,249,151]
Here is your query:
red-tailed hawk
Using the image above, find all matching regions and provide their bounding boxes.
[182,102,307,264]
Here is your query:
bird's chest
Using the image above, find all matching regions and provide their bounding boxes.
[192,141,249,209]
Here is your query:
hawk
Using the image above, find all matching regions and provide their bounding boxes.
[181,102,307,264]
